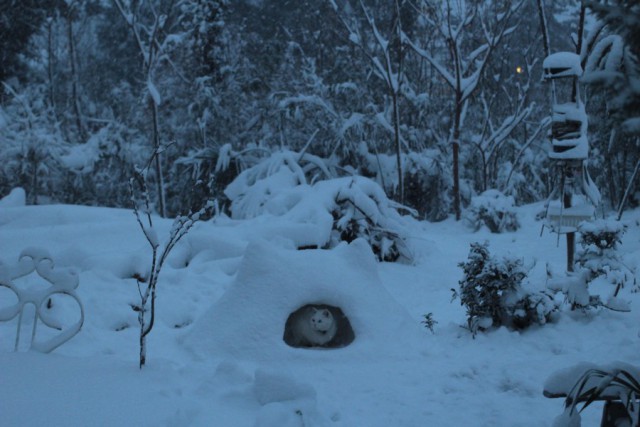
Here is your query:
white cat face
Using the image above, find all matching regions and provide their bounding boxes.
[310,308,334,332]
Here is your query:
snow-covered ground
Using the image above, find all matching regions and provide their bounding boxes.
[1,199,639,426]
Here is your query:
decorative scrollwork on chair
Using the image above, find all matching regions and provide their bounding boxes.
[0,247,84,353]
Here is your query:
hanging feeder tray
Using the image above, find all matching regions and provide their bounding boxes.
[545,203,595,233]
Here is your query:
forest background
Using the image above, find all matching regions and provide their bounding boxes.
[0,0,638,221]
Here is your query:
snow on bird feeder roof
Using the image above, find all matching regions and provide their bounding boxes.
[543,52,583,79]
[549,103,589,160]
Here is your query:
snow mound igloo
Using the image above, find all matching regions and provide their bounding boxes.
[184,238,427,362]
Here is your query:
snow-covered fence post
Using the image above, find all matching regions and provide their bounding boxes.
[129,169,214,368]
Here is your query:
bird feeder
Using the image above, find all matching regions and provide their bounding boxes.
[542,52,601,270]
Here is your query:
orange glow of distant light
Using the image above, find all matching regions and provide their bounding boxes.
[516,66,524,74]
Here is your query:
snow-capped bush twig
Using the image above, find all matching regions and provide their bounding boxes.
[129,168,214,368]
[453,242,556,336]
[421,313,438,334]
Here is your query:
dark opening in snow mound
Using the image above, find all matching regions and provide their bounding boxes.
[283,304,355,349]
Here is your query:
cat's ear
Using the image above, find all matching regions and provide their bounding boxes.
[322,309,330,317]
[311,307,319,314]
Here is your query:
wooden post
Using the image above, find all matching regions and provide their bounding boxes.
[564,190,575,272]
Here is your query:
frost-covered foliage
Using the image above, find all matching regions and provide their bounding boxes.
[0,84,67,204]
[454,242,556,336]
[60,122,144,207]
[357,143,451,221]
[463,190,520,233]
[328,178,414,262]
[576,220,636,301]
[497,147,551,205]
[548,219,635,311]
[0,83,148,209]
[584,1,640,136]
[222,148,336,219]
[223,152,414,262]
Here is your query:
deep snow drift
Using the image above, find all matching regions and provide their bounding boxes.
[1,199,639,426]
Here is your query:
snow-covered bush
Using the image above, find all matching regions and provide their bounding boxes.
[577,220,632,283]
[552,219,636,312]
[463,189,520,233]
[453,242,556,336]
[60,122,142,208]
[223,150,414,262]
[548,219,635,312]
[174,142,274,214]
[357,143,452,222]
[223,148,336,219]
[0,84,67,204]
[328,178,414,262]
[403,151,451,222]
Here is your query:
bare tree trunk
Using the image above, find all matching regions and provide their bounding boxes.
[31,155,39,205]
[391,84,403,205]
[139,314,147,368]
[392,0,404,205]
[536,0,551,58]
[452,140,461,220]
[47,19,57,116]
[449,0,463,221]
[67,7,86,142]
[617,151,640,220]
[452,91,462,220]
[572,4,587,102]
[151,100,166,218]
[138,281,156,369]
[606,130,618,208]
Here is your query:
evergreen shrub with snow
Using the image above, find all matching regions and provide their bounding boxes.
[454,242,556,336]
[222,149,414,262]
[549,219,636,311]
[357,143,452,222]
[328,179,413,262]
[577,219,633,290]
[463,189,520,233]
